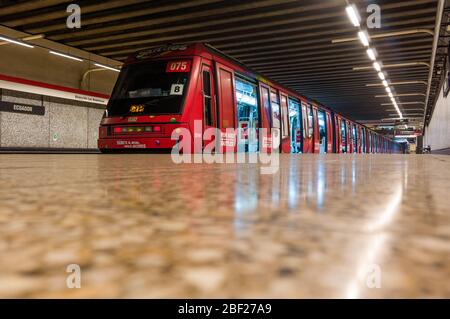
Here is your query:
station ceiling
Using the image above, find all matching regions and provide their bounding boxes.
[0,0,443,126]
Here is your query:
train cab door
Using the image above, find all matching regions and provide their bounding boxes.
[235,75,259,153]
[288,98,302,153]
[302,102,314,153]
[259,83,272,153]
[201,64,216,152]
[317,109,327,154]
[280,93,290,153]
[215,62,237,153]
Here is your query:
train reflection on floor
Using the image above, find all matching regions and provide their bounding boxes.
[0,154,448,298]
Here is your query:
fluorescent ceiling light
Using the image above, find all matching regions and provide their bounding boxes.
[366,49,376,61]
[388,92,393,98]
[378,72,385,80]
[49,50,83,62]
[373,62,381,72]
[0,36,34,48]
[346,5,361,27]
[94,63,120,72]
[382,80,388,87]
[358,31,370,47]
[386,87,391,93]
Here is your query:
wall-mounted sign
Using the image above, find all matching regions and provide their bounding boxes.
[0,101,45,116]
[0,74,109,106]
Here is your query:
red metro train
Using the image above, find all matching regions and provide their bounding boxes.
[98,43,401,154]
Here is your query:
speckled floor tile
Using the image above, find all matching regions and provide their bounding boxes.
[0,154,448,298]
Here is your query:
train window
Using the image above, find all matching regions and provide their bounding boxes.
[307,105,314,138]
[218,68,235,128]
[202,70,213,126]
[108,60,191,116]
[288,98,302,153]
[352,125,357,151]
[317,110,327,154]
[235,77,259,153]
[340,121,347,153]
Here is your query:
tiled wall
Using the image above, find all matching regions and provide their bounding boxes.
[424,85,450,151]
[0,89,105,149]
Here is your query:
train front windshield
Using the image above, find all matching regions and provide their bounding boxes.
[107,60,191,116]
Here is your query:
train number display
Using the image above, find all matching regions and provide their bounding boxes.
[166,60,191,73]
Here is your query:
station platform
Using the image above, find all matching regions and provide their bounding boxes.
[0,154,448,298]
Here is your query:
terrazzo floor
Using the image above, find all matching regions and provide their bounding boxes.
[0,154,449,298]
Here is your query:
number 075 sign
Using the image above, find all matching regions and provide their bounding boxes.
[166,60,191,73]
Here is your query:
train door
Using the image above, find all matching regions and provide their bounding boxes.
[259,83,272,153]
[280,93,290,153]
[301,103,308,153]
[235,76,259,153]
[288,97,302,153]
[376,136,379,153]
[303,103,314,153]
[271,90,281,152]
[215,62,237,153]
[317,109,327,154]
[340,120,347,153]
[373,135,376,153]
[352,124,357,153]
[377,135,380,153]
[361,127,365,153]
[201,64,216,151]
[313,107,320,153]
[334,115,341,153]
[326,112,333,153]
[356,126,360,153]
[347,121,353,153]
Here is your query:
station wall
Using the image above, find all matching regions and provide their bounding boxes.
[0,88,104,150]
[424,84,450,153]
